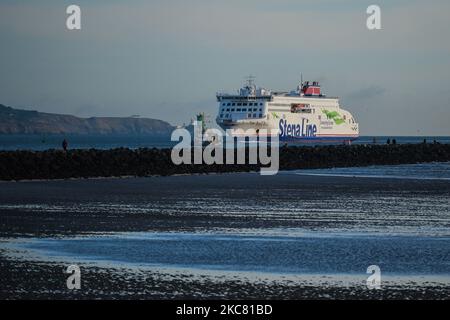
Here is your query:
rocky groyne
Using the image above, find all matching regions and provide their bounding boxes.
[0,143,449,181]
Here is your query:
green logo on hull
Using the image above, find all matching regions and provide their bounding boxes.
[322,110,345,125]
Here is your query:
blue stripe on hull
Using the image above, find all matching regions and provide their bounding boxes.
[279,136,359,143]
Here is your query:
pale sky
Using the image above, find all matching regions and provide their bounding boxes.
[1,0,449,135]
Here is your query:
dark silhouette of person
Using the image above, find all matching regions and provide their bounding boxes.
[392,139,396,145]
[62,139,68,151]
[386,138,391,145]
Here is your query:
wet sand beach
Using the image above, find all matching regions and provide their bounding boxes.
[1,169,450,299]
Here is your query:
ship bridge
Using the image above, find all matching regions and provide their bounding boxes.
[216,78,340,126]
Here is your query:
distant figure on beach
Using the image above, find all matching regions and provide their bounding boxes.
[392,139,397,145]
[423,139,427,144]
[62,139,68,151]
[386,138,391,145]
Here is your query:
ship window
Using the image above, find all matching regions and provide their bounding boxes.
[226,108,230,112]
[258,113,262,118]
[248,113,252,118]
[259,103,263,106]
[237,108,241,111]
[220,114,223,118]
[243,103,247,106]
[231,108,235,111]
[242,108,247,112]
[232,103,236,106]
[253,113,256,118]
[222,103,226,106]
[227,103,231,106]
[237,103,242,106]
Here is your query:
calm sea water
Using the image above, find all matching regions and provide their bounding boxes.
[0,134,449,150]
[0,134,176,151]
[19,232,450,276]
[283,162,450,180]
[4,162,450,281]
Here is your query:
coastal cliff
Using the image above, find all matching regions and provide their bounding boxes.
[0,104,174,135]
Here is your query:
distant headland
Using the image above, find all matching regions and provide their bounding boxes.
[0,104,174,135]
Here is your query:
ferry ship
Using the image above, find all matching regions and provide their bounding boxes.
[215,78,359,144]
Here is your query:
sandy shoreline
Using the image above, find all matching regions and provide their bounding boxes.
[1,173,449,299]
[1,247,449,300]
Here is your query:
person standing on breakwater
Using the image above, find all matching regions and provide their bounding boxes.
[62,139,68,151]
